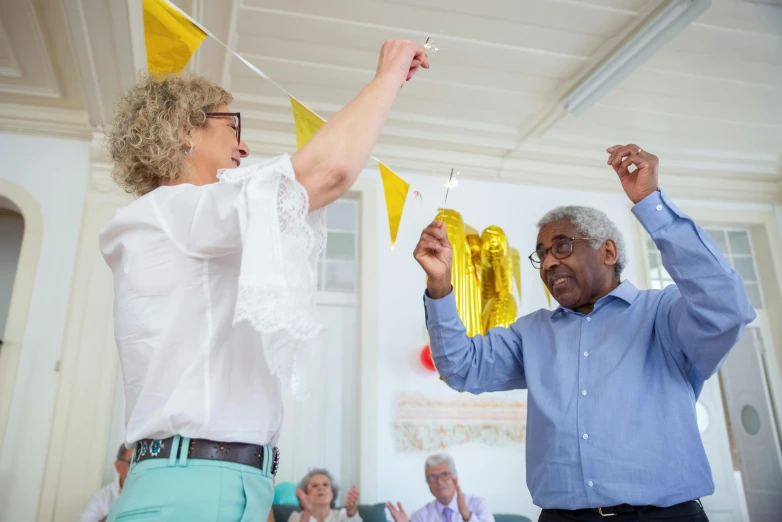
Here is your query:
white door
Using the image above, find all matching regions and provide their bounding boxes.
[720,327,782,522]
[276,294,359,498]
[697,377,744,522]
[272,197,362,503]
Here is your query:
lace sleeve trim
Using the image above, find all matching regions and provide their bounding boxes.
[218,155,326,398]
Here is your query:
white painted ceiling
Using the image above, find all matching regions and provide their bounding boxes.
[0,0,779,202]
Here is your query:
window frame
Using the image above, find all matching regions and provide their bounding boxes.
[634,204,782,442]
[317,195,360,304]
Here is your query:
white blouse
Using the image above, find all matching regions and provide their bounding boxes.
[99,155,325,446]
[287,509,362,522]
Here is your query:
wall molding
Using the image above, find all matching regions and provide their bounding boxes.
[0,103,92,141]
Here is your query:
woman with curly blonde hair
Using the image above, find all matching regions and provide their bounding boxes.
[100,40,428,522]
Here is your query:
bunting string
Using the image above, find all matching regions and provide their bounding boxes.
[143,0,413,247]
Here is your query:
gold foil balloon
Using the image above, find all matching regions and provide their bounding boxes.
[464,224,482,279]
[483,293,517,331]
[438,209,483,336]
[434,212,519,335]
[480,226,517,330]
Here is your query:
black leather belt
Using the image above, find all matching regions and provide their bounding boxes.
[547,500,703,518]
[133,436,279,476]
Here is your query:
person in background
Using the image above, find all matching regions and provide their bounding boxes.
[386,454,494,522]
[288,468,361,522]
[79,444,134,522]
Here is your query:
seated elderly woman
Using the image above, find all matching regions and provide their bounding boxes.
[100,40,428,522]
[289,469,361,522]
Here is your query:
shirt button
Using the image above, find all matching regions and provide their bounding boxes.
[586,317,591,322]
[583,351,589,357]
[588,480,594,488]
[656,204,663,211]
[582,433,589,440]
[581,390,587,396]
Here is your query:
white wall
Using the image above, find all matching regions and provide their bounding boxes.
[365,170,642,520]
[0,134,89,522]
[776,204,782,243]
[0,210,24,338]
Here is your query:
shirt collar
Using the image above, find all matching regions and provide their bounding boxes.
[435,495,458,516]
[608,280,640,305]
[553,280,639,317]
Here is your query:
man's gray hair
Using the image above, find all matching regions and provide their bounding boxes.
[299,468,339,509]
[424,453,457,477]
[537,206,627,278]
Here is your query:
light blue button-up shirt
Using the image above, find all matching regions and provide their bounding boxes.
[424,190,756,510]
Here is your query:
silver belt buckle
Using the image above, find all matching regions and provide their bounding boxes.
[598,508,616,517]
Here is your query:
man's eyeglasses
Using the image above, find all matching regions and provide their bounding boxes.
[206,111,241,145]
[529,237,597,269]
[425,471,452,483]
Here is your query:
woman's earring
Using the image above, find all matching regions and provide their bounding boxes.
[185,141,194,155]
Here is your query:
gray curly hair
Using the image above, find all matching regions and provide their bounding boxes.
[299,468,339,509]
[536,206,626,278]
[106,71,233,197]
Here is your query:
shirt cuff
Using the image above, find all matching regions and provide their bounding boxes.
[631,189,681,234]
[423,287,459,324]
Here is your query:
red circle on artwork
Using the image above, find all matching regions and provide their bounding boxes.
[420,345,436,372]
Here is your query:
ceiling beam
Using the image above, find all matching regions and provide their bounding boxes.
[59,0,136,127]
[501,0,712,175]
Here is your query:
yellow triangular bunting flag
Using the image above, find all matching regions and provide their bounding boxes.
[290,96,326,149]
[143,0,207,74]
[378,162,409,247]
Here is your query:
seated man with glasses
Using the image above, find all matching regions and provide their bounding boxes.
[79,444,134,522]
[386,454,494,522]
[413,144,755,522]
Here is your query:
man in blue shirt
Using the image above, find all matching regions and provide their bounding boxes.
[413,144,755,522]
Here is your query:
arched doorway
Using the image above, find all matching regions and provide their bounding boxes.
[0,197,25,347]
[0,181,43,448]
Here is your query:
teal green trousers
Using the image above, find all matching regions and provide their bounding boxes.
[107,436,275,522]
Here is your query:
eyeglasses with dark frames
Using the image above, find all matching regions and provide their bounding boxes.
[206,111,241,145]
[529,237,598,269]
[425,471,453,483]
